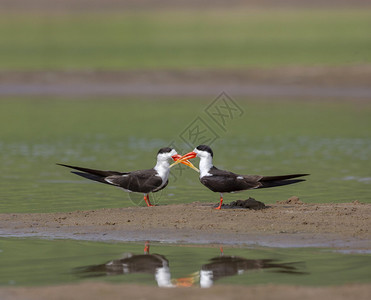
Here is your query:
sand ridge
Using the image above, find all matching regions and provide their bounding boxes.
[0,282,370,300]
[1,201,369,249]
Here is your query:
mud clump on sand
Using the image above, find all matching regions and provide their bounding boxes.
[222,197,266,210]
[277,196,303,205]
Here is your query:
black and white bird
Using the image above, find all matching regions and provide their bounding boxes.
[75,242,174,287]
[58,147,198,207]
[171,145,308,209]
[200,248,304,288]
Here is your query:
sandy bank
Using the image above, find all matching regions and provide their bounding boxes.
[1,201,369,250]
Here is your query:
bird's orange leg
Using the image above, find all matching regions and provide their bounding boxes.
[215,194,223,210]
[144,241,150,254]
[144,194,154,207]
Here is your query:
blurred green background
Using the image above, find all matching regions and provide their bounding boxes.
[0,9,370,69]
[0,0,370,212]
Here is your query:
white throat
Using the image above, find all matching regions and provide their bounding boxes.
[199,156,213,178]
[155,266,174,288]
[200,270,214,288]
[154,159,170,183]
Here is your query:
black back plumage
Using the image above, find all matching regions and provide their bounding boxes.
[202,256,305,282]
[106,169,166,193]
[200,166,308,193]
[200,167,261,193]
[75,254,169,278]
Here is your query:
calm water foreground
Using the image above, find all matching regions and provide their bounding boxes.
[0,238,370,287]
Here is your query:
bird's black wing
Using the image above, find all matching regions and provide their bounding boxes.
[105,169,163,194]
[200,167,261,193]
[152,180,168,192]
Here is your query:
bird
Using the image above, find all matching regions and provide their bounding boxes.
[200,248,305,288]
[171,145,308,209]
[74,242,174,287]
[57,147,198,207]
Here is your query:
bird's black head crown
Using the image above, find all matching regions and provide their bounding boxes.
[157,147,174,155]
[196,145,213,157]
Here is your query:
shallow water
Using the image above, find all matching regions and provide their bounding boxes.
[0,238,370,287]
[0,99,370,289]
[0,99,370,213]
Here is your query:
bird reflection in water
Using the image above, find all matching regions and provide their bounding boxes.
[74,242,174,287]
[199,247,307,288]
[74,244,307,288]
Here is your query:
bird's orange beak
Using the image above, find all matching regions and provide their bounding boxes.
[173,271,199,287]
[174,277,195,287]
[171,154,199,173]
[170,151,197,170]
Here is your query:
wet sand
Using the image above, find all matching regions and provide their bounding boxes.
[1,201,370,250]
[1,282,370,300]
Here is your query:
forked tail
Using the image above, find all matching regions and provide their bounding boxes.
[57,163,125,184]
[259,174,309,188]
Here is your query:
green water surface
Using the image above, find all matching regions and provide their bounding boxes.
[0,98,370,212]
[0,238,370,287]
